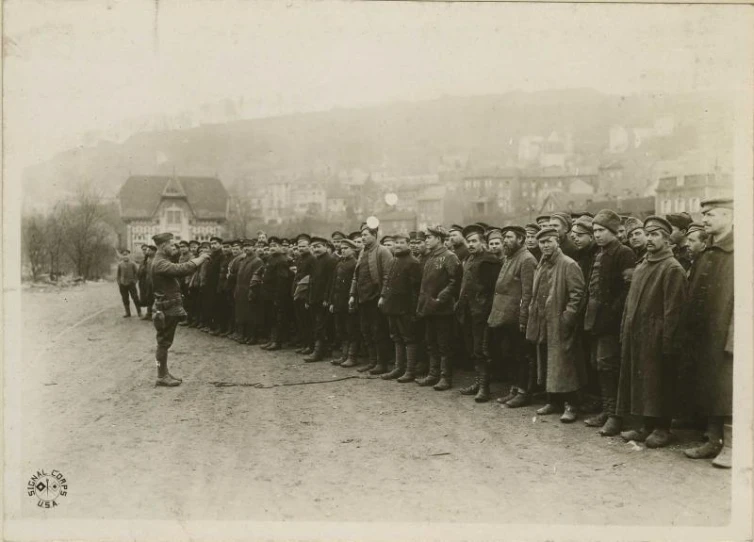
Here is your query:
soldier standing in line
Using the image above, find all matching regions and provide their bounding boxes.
[526,227,586,423]
[684,223,709,269]
[303,236,338,362]
[408,230,430,376]
[116,249,141,318]
[293,234,315,355]
[616,216,687,448]
[235,240,263,344]
[488,226,537,408]
[665,212,694,272]
[224,239,244,338]
[486,228,505,261]
[524,223,542,261]
[548,212,579,260]
[415,225,462,390]
[329,238,361,367]
[259,237,293,351]
[409,231,429,267]
[683,198,734,468]
[378,232,423,381]
[624,217,648,260]
[535,215,551,228]
[149,232,209,387]
[456,224,502,402]
[213,240,233,336]
[582,210,637,436]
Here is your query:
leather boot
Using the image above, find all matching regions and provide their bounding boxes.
[382,344,407,380]
[505,392,531,408]
[599,416,623,436]
[474,363,490,402]
[369,360,388,375]
[300,345,314,356]
[459,378,480,396]
[357,345,379,373]
[433,357,452,391]
[416,356,440,386]
[686,420,723,459]
[304,341,325,362]
[340,342,360,368]
[397,344,418,383]
[712,424,732,468]
[645,428,674,449]
[155,359,180,387]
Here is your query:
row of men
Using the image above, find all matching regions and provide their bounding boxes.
[121,197,733,468]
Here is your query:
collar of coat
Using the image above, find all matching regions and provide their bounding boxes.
[645,246,674,263]
[539,247,563,266]
[429,245,449,257]
[600,238,622,255]
[709,230,734,253]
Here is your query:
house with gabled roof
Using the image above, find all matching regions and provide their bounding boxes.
[117,175,230,250]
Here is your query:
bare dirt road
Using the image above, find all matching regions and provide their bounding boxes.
[15,282,730,525]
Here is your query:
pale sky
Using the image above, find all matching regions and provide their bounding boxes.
[4,0,753,177]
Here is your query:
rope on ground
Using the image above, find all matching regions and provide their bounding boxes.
[210,375,368,389]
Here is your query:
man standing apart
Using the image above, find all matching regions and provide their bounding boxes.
[149,233,209,386]
[616,216,687,447]
[684,198,734,468]
[487,226,537,407]
[526,227,586,423]
[582,210,636,436]
[116,249,141,317]
[415,226,462,390]
[456,224,502,402]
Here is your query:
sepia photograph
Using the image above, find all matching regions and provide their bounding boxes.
[2,1,753,540]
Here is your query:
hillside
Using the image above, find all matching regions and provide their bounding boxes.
[21,88,734,208]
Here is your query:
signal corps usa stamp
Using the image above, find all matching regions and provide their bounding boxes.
[27,469,68,508]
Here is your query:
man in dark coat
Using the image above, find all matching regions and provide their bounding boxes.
[409,231,429,268]
[487,226,537,407]
[378,232,423,381]
[617,216,687,448]
[149,233,209,386]
[234,241,263,344]
[524,223,542,262]
[416,225,462,390]
[666,212,693,272]
[293,234,315,355]
[259,237,293,350]
[116,249,141,318]
[549,212,579,260]
[329,239,361,367]
[213,241,233,336]
[456,224,502,402]
[349,222,394,375]
[683,198,734,468]
[138,244,155,321]
[200,236,223,332]
[583,210,637,436]
[685,222,709,271]
[526,228,586,423]
[303,236,338,362]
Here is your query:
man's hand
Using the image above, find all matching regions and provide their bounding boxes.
[329,304,334,314]
[519,323,527,334]
[377,297,385,309]
[322,301,328,308]
[348,296,356,311]
[305,302,310,310]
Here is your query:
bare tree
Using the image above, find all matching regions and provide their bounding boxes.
[227,188,257,239]
[21,213,48,280]
[45,204,67,280]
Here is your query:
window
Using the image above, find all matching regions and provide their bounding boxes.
[689,197,700,213]
[675,198,686,212]
[166,209,182,225]
[663,199,673,214]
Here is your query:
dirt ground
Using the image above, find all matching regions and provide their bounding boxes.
[15,282,730,524]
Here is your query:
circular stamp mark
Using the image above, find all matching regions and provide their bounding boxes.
[27,470,68,508]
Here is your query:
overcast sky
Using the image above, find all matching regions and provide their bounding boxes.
[4,0,753,176]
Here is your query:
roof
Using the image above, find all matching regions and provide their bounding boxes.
[585,196,655,215]
[539,191,594,213]
[118,175,229,220]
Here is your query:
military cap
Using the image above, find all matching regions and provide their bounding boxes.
[152,232,173,245]
[486,228,504,242]
[426,224,449,239]
[643,215,673,235]
[339,238,359,249]
[310,235,329,246]
[199,241,210,249]
[535,214,551,224]
[572,211,594,220]
[360,222,378,234]
[665,212,693,231]
[686,222,706,235]
[410,230,427,242]
[281,238,291,247]
[242,238,255,247]
[331,231,346,241]
[347,231,362,241]
[593,209,621,234]
[550,212,573,231]
[449,224,464,234]
[256,240,268,248]
[140,243,149,249]
[188,239,199,246]
[120,248,131,255]
[462,224,486,240]
[295,233,312,244]
[700,197,733,211]
[475,222,491,232]
[268,236,282,245]
[222,239,231,246]
[210,236,223,243]
[501,225,526,239]
[392,231,411,241]
[571,216,594,235]
[380,235,394,245]
[524,223,541,234]
[178,240,189,247]
[535,227,559,241]
[230,239,242,247]
[624,217,644,236]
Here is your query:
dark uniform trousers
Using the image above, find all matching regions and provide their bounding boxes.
[119,284,140,313]
[425,315,454,367]
[388,314,418,346]
[459,305,487,364]
[155,314,182,364]
[486,324,535,392]
[335,311,361,348]
[359,298,391,362]
[311,303,329,342]
[269,300,288,343]
[294,299,313,347]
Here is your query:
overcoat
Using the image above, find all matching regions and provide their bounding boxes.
[487,245,537,328]
[308,253,337,305]
[138,254,154,307]
[416,246,462,317]
[585,239,636,336]
[380,251,422,316]
[617,247,687,417]
[526,248,586,393]
[234,254,262,325]
[456,250,502,324]
[684,231,734,416]
[329,255,357,313]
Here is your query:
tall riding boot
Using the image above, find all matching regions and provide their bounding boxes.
[304,340,325,362]
[585,370,610,427]
[433,356,452,391]
[599,370,622,436]
[341,342,360,367]
[416,355,440,386]
[474,362,490,402]
[382,343,406,380]
[136,305,142,318]
[357,345,379,373]
[123,303,131,317]
[155,357,180,387]
[459,363,480,396]
[369,342,389,375]
[398,343,418,383]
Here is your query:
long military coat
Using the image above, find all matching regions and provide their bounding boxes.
[234,254,262,325]
[526,248,586,393]
[617,247,687,417]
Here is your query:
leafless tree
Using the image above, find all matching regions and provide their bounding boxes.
[21,213,48,280]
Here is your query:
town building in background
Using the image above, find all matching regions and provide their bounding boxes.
[118,175,229,250]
